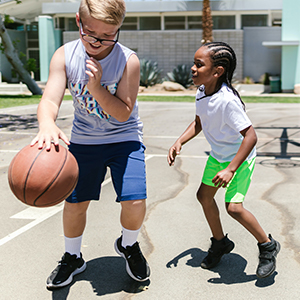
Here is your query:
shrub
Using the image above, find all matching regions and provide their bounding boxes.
[261,73,270,85]
[243,76,254,84]
[166,64,193,88]
[140,59,163,87]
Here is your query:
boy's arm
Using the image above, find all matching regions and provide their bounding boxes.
[31,46,69,150]
[168,115,202,166]
[85,54,140,122]
[212,125,257,188]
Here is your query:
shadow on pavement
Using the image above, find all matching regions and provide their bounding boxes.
[0,114,38,131]
[49,256,150,299]
[256,126,300,159]
[166,248,277,287]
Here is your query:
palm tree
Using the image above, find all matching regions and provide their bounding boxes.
[202,0,213,44]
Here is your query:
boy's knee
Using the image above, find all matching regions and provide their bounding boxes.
[226,203,243,218]
[121,199,146,211]
[64,201,89,215]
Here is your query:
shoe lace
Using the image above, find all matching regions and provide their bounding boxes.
[57,253,75,269]
[127,242,144,262]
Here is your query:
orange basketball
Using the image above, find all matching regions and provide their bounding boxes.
[8,143,79,207]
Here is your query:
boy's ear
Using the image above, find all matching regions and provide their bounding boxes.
[214,66,225,78]
[76,13,80,27]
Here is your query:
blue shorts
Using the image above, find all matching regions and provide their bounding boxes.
[66,141,147,203]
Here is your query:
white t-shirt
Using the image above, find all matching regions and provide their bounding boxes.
[195,84,256,162]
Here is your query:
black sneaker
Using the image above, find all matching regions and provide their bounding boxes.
[256,234,280,278]
[201,234,235,269]
[114,236,150,282]
[46,252,86,289]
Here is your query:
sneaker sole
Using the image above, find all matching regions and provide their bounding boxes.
[256,241,281,279]
[114,239,149,282]
[46,261,87,289]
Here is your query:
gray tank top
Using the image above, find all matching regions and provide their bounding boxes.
[64,40,143,144]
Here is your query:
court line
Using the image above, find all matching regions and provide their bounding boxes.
[0,155,153,246]
[1,151,299,246]
[0,131,36,135]
[1,132,296,140]
[0,149,20,153]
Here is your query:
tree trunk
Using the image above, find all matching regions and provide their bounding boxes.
[0,16,42,95]
[202,0,213,44]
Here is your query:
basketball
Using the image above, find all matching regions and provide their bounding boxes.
[8,143,79,207]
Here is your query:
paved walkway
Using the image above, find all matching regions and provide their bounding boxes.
[0,101,299,299]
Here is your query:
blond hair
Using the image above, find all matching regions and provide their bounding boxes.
[79,0,126,26]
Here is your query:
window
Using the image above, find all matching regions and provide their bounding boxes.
[56,18,65,30]
[188,16,202,29]
[272,19,282,27]
[121,17,138,30]
[140,17,161,30]
[28,49,40,81]
[27,40,39,48]
[187,15,235,30]
[67,19,78,31]
[241,15,268,28]
[26,24,38,39]
[213,16,235,29]
[165,16,185,30]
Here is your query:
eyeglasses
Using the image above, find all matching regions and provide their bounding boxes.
[79,19,119,46]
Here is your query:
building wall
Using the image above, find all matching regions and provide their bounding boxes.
[244,27,281,82]
[282,0,300,91]
[63,30,244,81]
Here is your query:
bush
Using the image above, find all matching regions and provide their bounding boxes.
[261,73,270,85]
[140,59,163,87]
[166,64,193,88]
[243,76,254,84]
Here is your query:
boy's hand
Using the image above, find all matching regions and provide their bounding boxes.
[167,142,182,166]
[86,57,103,93]
[212,168,234,188]
[30,123,70,151]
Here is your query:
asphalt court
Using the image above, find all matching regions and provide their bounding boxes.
[0,100,300,299]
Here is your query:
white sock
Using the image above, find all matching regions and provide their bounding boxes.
[121,226,141,248]
[64,235,82,258]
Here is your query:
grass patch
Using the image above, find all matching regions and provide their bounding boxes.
[0,94,299,109]
[241,96,300,103]
[138,95,195,102]
[138,95,300,103]
[0,94,42,108]
[0,94,73,108]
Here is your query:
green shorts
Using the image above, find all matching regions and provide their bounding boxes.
[202,155,256,203]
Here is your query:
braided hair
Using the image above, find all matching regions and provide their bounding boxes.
[203,42,245,109]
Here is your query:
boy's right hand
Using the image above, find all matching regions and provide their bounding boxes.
[167,142,182,166]
[30,123,70,151]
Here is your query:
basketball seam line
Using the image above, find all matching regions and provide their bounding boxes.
[33,147,68,206]
[23,147,45,204]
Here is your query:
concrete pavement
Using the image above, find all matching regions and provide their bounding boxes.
[0,100,299,299]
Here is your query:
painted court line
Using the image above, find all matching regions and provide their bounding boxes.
[0,155,154,246]
[0,205,64,246]
[0,149,19,153]
[1,151,298,246]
